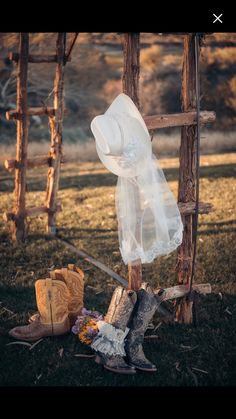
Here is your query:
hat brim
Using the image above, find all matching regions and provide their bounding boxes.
[95,93,151,177]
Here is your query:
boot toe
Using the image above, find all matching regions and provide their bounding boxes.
[9,324,39,341]
[138,364,157,372]
[131,361,157,372]
[9,327,21,339]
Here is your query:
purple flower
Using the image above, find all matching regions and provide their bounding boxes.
[71,308,104,335]
[81,307,88,316]
[92,311,103,320]
[72,325,78,334]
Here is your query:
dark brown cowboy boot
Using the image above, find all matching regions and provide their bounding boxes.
[92,286,137,375]
[125,282,159,372]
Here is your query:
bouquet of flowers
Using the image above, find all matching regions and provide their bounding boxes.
[72,307,129,357]
[72,308,104,345]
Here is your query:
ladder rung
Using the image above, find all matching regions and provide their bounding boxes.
[154,283,212,300]
[178,201,213,215]
[8,52,71,63]
[6,107,55,120]
[5,155,66,171]
[144,111,216,130]
[3,204,62,221]
[25,205,62,217]
[5,155,52,170]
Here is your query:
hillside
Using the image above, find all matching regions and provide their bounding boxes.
[0,32,236,148]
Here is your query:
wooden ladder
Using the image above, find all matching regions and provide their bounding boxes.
[122,33,216,323]
[3,33,68,240]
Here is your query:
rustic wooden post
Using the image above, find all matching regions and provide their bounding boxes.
[45,33,66,234]
[122,33,140,109]
[122,33,142,291]
[175,34,199,323]
[13,33,29,241]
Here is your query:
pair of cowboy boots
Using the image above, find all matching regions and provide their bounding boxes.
[9,264,84,341]
[93,282,160,375]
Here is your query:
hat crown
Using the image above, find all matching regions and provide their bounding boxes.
[90,93,151,177]
[91,114,123,156]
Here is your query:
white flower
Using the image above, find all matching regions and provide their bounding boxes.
[90,321,129,356]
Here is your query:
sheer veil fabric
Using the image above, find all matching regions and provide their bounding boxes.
[116,153,183,264]
[91,94,183,265]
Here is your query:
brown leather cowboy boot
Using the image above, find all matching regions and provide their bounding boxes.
[125,282,159,372]
[9,278,70,341]
[92,286,137,375]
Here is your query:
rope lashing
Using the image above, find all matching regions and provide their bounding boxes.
[177,255,192,262]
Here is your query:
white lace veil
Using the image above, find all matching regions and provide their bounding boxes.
[115,152,183,264]
[91,94,183,265]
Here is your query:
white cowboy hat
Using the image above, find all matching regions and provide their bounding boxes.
[90,93,152,177]
[90,93,183,265]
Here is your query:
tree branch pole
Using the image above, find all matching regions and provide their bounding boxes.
[45,33,66,234]
[175,34,199,323]
[122,33,142,291]
[13,33,29,241]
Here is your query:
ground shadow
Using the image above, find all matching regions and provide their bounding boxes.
[57,226,117,241]
[199,219,236,236]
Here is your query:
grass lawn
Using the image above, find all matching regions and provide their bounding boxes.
[0,153,236,386]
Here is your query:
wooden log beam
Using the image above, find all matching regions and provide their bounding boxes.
[9,52,71,63]
[154,283,211,301]
[4,155,66,171]
[6,106,55,120]
[3,204,62,221]
[122,33,142,291]
[5,155,52,170]
[144,110,215,130]
[13,33,29,241]
[45,33,66,235]
[178,201,213,215]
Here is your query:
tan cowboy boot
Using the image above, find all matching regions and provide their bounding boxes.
[9,278,70,341]
[52,264,84,325]
[30,264,84,326]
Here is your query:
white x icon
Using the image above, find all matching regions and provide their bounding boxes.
[213,13,223,23]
